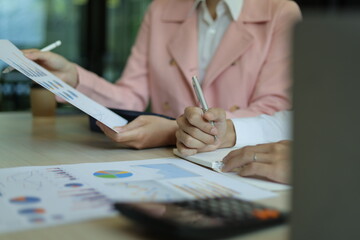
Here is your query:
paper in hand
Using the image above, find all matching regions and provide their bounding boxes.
[0,40,127,131]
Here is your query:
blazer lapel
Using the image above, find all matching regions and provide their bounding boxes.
[202,21,253,88]
[167,13,198,90]
[202,0,271,88]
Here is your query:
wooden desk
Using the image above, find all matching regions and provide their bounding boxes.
[0,112,290,240]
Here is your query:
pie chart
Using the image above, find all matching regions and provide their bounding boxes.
[19,208,45,215]
[65,183,83,188]
[93,170,133,178]
[10,196,41,204]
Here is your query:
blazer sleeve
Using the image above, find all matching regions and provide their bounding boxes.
[231,111,292,147]
[226,1,302,118]
[74,2,155,111]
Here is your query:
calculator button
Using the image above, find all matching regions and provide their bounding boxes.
[265,209,280,219]
[175,198,283,223]
[252,209,280,220]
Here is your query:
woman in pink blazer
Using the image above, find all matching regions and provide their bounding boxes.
[25,0,301,149]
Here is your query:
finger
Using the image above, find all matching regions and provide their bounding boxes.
[97,121,140,145]
[177,112,216,145]
[182,125,216,145]
[223,143,275,164]
[222,148,273,172]
[97,121,119,141]
[184,107,217,136]
[96,121,106,132]
[196,144,219,153]
[99,121,145,147]
[245,143,276,153]
[176,140,197,156]
[176,114,187,128]
[203,108,226,123]
[22,49,40,55]
[222,149,250,172]
[23,50,52,61]
[224,150,272,165]
[176,129,208,149]
[115,116,147,132]
[239,162,274,180]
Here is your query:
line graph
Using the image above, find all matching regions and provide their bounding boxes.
[105,180,184,201]
[172,180,241,199]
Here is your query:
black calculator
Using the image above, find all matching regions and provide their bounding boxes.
[114,197,287,240]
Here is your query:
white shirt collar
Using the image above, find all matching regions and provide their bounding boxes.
[192,0,244,21]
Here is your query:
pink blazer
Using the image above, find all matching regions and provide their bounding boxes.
[76,0,301,118]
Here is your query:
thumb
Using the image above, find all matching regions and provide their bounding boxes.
[23,50,51,62]
[22,49,40,55]
[115,116,146,132]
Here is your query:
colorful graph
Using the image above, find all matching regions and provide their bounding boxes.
[10,196,41,204]
[67,90,78,98]
[53,80,63,88]
[42,82,54,90]
[93,170,133,179]
[18,208,45,215]
[56,90,78,101]
[57,187,110,211]
[8,56,47,78]
[105,180,184,201]
[65,183,83,188]
[46,168,77,181]
[172,180,240,199]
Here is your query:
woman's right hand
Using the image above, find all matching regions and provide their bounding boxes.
[176,107,236,156]
[22,49,79,88]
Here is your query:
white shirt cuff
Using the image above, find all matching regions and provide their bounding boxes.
[230,111,292,147]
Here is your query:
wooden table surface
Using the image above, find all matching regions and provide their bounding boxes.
[0,112,290,240]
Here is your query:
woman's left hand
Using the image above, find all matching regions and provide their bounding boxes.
[96,115,178,149]
[222,140,292,184]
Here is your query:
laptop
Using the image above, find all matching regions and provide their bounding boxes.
[291,12,360,240]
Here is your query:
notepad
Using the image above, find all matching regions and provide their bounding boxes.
[173,148,291,191]
[173,147,237,171]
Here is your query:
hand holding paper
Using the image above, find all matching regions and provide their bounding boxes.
[2,40,62,74]
[22,46,79,88]
[97,114,178,149]
[0,40,127,131]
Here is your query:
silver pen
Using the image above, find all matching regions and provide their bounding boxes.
[192,75,217,140]
[2,40,62,74]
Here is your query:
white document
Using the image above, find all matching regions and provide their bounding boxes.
[0,158,275,234]
[0,39,127,131]
[173,148,291,191]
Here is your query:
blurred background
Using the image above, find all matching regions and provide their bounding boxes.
[0,0,151,112]
[0,0,358,112]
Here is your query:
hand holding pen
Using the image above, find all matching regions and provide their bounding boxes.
[2,40,62,74]
[176,78,231,156]
[192,76,218,141]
